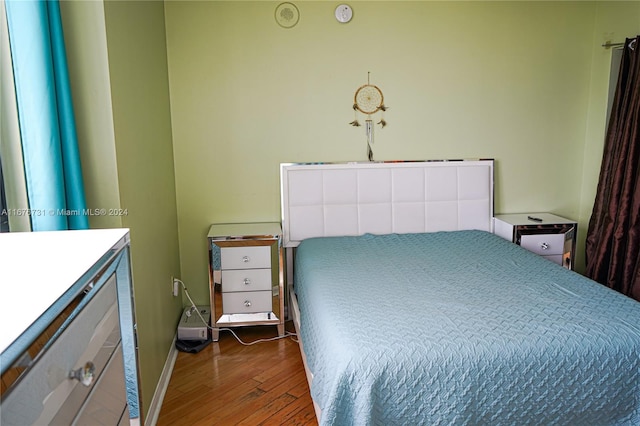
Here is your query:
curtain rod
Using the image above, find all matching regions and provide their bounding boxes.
[602,39,636,50]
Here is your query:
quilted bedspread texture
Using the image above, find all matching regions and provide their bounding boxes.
[294,230,640,426]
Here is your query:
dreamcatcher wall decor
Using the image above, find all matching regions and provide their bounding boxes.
[350,72,387,161]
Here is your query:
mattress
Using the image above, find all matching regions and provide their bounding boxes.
[293,230,640,425]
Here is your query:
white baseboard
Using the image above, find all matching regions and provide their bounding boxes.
[145,334,178,426]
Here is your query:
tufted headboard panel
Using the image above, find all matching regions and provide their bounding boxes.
[280,160,494,247]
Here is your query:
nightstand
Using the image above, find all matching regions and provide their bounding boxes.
[207,222,285,341]
[493,213,577,270]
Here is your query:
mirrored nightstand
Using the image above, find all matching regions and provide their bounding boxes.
[494,213,577,270]
[208,223,285,341]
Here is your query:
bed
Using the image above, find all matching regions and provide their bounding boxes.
[280,160,640,425]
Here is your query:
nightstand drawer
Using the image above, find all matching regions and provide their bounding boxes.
[222,291,272,314]
[221,269,271,292]
[221,246,271,270]
[520,233,565,256]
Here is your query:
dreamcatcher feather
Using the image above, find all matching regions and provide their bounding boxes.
[349,73,387,161]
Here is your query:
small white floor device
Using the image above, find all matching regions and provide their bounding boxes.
[177,306,210,341]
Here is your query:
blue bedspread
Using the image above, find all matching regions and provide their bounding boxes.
[294,230,640,425]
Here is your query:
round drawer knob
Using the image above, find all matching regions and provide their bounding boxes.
[242,256,250,263]
[244,300,252,307]
[69,361,95,387]
[243,278,251,285]
[540,242,549,250]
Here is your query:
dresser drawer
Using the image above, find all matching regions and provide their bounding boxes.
[1,277,124,426]
[220,246,271,270]
[222,291,272,314]
[520,233,565,256]
[221,269,271,292]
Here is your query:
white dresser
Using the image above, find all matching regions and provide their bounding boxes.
[208,223,285,341]
[0,229,141,425]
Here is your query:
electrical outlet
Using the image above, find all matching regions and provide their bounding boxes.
[172,277,180,297]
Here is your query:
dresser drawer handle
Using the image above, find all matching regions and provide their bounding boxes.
[243,278,251,285]
[69,361,95,387]
[244,300,252,307]
[242,256,250,263]
[540,242,549,250]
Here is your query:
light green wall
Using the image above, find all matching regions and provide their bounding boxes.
[103,1,182,418]
[60,0,182,420]
[165,1,639,305]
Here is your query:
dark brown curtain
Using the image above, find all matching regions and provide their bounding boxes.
[585,36,640,302]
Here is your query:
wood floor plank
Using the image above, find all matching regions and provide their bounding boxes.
[255,359,303,393]
[156,321,317,425]
[278,371,310,399]
[259,396,314,426]
[235,392,298,426]
[280,402,318,426]
[213,369,302,424]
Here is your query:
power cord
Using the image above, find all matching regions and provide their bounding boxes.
[219,327,297,346]
[174,278,297,346]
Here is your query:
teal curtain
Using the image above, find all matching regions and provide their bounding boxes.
[5,0,88,231]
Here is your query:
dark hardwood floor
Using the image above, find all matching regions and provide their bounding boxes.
[156,321,317,425]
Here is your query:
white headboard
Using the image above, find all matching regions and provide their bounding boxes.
[280,160,494,247]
